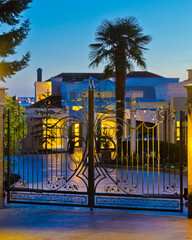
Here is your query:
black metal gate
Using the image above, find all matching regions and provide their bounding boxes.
[4,85,186,212]
[4,97,90,207]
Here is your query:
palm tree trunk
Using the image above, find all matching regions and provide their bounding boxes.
[115,67,126,164]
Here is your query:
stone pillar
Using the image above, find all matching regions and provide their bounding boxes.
[126,118,130,139]
[184,84,192,218]
[0,88,6,210]
[130,98,136,154]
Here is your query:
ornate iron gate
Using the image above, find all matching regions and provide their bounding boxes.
[89,85,185,212]
[4,97,90,207]
[4,85,185,212]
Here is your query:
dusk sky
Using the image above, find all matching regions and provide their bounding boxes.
[1,0,192,97]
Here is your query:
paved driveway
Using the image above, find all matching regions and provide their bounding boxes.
[0,203,191,240]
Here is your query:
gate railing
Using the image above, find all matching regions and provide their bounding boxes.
[88,84,185,212]
[3,84,186,212]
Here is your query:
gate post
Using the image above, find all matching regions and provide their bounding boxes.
[0,87,6,209]
[82,98,87,155]
[179,111,185,213]
[88,81,95,210]
[184,84,192,218]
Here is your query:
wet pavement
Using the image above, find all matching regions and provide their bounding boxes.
[0,203,191,240]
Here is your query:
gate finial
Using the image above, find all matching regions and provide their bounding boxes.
[89,80,91,89]
[92,79,95,89]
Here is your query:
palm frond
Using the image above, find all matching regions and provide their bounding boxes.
[103,64,114,79]
[89,16,151,73]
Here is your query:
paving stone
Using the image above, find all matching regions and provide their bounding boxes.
[0,203,192,239]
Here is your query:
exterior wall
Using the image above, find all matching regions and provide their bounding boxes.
[60,79,101,102]
[166,83,187,101]
[38,73,191,146]
[35,81,52,102]
[126,77,179,87]
[51,77,62,96]
[23,118,43,152]
[126,77,179,102]
[60,76,182,106]
[24,108,69,151]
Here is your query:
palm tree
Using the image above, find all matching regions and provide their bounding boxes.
[89,16,151,159]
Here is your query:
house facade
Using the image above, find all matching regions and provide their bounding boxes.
[26,69,192,152]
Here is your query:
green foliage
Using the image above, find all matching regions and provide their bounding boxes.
[66,123,75,153]
[101,127,111,150]
[32,118,57,150]
[0,0,32,82]
[4,94,28,156]
[95,121,102,140]
[158,141,187,166]
[42,122,57,148]
[122,140,187,168]
[67,124,75,139]
[96,125,113,150]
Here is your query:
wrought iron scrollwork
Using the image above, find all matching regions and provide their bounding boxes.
[11,180,27,189]
[104,180,139,194]
[47,176,79,191]
[164,184,177,194]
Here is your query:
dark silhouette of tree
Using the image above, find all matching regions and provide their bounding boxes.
[0,0,32,82]
[89,16,151,159]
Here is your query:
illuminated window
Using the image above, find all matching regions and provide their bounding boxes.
[74,123,80,147]
[106,106,115,110]
[42,118,64,149]
[97,113,116,149]
[72,106,83,111]
[176,120,180,141]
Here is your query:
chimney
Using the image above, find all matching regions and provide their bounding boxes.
[187,69,192,80]
[37,68,42,82]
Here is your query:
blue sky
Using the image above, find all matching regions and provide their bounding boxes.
[2,0,192,96]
